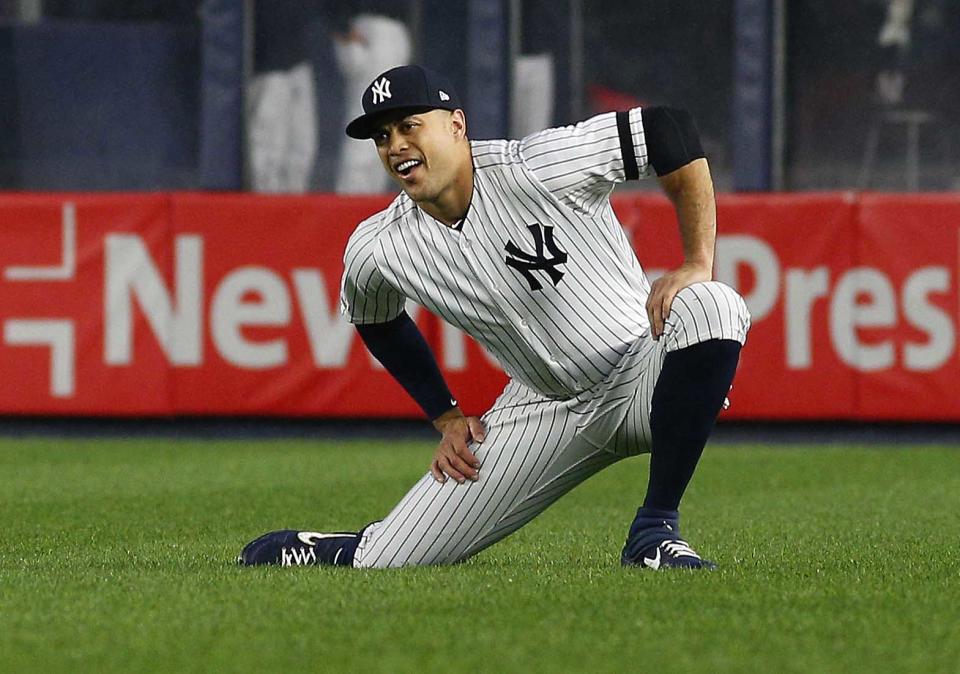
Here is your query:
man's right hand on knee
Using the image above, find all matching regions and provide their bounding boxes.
[431,408,485,484]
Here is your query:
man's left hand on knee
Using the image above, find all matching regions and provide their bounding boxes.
[646,261,712,340]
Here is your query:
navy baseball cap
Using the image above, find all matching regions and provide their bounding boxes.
[345,64,463,139]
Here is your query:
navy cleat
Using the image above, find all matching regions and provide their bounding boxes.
[622,537,717,570]
[237,529,361,567]
[620,507,717,570]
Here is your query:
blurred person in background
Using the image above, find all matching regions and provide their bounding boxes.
[874,0,959,108]
[875,0,913,106]
[248,0,340,193]
[333,2,411,194]
[247,1,411,194]
[872,0,960,186]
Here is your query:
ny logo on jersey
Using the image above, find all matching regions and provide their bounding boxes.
[504,224,569,291]
[370,77,392,104]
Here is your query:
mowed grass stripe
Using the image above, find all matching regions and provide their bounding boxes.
[1,438,958,673]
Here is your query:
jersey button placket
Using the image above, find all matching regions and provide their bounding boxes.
[460,234,530,343]
[460,235,507,312]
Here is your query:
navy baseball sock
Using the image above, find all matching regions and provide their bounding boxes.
[642,338,742,512]
[623,507,681,555]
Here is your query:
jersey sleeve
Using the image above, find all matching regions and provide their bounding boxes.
[520,108,651,213]
[339,221,406,325]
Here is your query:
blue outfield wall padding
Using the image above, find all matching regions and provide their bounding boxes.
[733,0,772,191]
[198,0,245,190]
[0,21,200,190]
[466,0,510,140]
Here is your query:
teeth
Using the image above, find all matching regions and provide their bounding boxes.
[396,160,420,173]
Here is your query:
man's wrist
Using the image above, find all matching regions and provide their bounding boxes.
[432,406,464,432]
[684,257,713,275]
[676,256,713,278]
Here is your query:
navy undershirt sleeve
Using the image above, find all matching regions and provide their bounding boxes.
[640,106,706,176]
[355,312,457,420]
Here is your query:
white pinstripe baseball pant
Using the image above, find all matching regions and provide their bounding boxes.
[353,282,751,568]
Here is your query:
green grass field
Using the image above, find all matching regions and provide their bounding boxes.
[1,435,958,673]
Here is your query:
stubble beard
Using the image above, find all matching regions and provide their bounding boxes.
[403,172,441,205]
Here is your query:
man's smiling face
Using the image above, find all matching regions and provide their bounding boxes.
[372,109,468,205]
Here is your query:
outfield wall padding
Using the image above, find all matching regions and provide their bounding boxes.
[0,192,956,420]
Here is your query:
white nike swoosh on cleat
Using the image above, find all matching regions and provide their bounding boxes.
[643,547,661,570]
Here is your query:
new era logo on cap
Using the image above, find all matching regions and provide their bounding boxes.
[439,90,450,102]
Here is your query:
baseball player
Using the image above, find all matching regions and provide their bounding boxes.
[239,65,750,570]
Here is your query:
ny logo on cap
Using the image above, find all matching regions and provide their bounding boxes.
[371,77,392,104]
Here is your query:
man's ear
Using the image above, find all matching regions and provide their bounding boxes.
[450,109,467,140]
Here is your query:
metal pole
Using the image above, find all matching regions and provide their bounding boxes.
[906,118,920,191]
[569,0,584,120]
[509,0,520,134]
[409,0,423,63]
[466,0,510,139]
[241,0,254,190]
[733,0,773,191]
[198,0,246,190]
[771,0,786,190]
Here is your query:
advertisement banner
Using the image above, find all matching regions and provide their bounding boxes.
[1,192,957,420]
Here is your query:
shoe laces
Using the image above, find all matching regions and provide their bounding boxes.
[662,539,701,559]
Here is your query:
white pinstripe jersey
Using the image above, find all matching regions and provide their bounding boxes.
[340,108,656,399]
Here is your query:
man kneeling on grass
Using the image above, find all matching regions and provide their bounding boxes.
[238,65,749,571]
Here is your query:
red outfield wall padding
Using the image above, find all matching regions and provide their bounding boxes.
[0,192,957,420]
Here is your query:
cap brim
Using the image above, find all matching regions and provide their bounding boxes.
[345,105,448,139]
